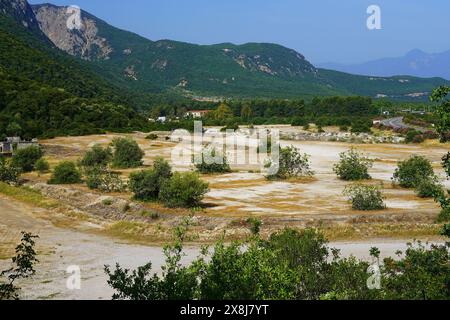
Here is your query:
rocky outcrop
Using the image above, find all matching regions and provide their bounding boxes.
[31,4,113,60]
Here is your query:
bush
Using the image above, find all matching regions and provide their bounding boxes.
[343,184,386,211]
[11,146,44,173]
[159,172,209,208]
[80,145,112,168]
[437,207,450,223]
[246,218,262,235]
[34,158,50,174]
[0,158,21,185]
[333,148,373,181]
[48,161,82,185]
[414,178,445,199]
[393,155,434,188]
[111,137,144,169]
[145,133,158,140]
[86,168,126,193]
[195,147,231,174]
[265,146,313,180]
[129,157,172,200]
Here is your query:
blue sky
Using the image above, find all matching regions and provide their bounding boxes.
[29,0,450,64]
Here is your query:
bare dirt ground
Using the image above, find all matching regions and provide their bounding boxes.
[0,129,448,299]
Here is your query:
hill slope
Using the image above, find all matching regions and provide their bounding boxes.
[320,49,450,81]
[0,8,147,138]
[31,3,450,100]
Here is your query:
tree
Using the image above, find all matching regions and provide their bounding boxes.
[35,158,50,175]
[212,103,233,121]
[430,85,450,142]
[265,146,314,180]
[0,232,39,300]
[129,158,172,201]
[48,161,82,185]
[111,138,144,169]
[159,172,209,208]
[0,158,21,185]
[343,184,386,211]
[195,147,231,174]
[392,155,435,188]
[333,148,374,181]
[241,104,252,121]
[80,144,112,168]
[11,146,44,173]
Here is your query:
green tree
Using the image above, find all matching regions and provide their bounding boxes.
[393,155,435,188]
[48,161,82,185]
[0,158,21,185]
[129,157,172,201]
[11,146,44,173]
[34,158,50,174]
[80,144,112,169]
[195,147,231,174]
[343,184,386,211]
[241,104,252,121]
[111,137,144,169]
[159,172,209,208]
[430,85,450,142]
[212,103,233,121]
[266,146,313,180]
[333,148,374,181]
[0,232,39,300]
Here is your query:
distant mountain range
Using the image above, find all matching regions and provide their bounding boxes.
[1,0,449,102]
[320,49,450,81]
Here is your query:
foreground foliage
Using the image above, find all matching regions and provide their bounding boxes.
[0,233,38,300]
[105,223,450,300]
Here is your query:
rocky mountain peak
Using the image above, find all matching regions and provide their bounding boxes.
[31,3,113,60]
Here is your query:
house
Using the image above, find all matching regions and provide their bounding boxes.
[157,116,167,123]
[185,110,211,119]
[0,137,39,156]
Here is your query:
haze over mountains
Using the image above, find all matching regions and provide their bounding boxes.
[1,0,449,101]
[320,49,450,81]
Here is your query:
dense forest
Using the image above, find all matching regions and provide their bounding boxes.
[0,14,149,138]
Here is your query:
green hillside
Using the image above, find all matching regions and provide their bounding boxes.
[34,3,447,100]
[0,14,148,138]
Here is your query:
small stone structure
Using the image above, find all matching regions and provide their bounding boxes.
[0,137,39,156]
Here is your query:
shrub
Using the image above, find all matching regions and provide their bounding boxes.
[111,137,144,169]
[339,126,349,132]
[0,158,21,185]
[11,146,44,172]
[265,146,313,180]
[80,145,112,168]
[392,155,434,188]
[159,172,209,208]
[86,168,126,193]
[48,161,82,185]
[34,158,50,174]
[246,218,262,235]
[195,147,231,174]
[437,207,450,223]
[129,157,172,200]
[414,178,445,199]
[333,148,373,181]
[102,198,113,206]
[343,184,386,211]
